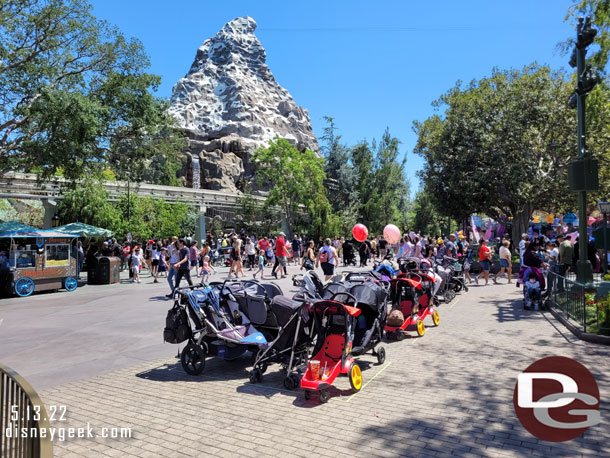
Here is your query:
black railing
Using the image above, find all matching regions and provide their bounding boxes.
[0,363,53,458]
[546,271,610,335]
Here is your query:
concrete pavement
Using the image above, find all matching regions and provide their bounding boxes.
[22,276,610,457]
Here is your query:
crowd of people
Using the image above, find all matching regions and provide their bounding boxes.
[80,224,607,302]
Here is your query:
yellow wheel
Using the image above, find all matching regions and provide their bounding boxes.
[433,310,440,326]
[349,363,363,392]
[416,319,425,337]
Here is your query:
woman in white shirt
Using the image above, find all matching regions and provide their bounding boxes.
[494,240,513,284]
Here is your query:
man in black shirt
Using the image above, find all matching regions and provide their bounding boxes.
[166,239,193,298]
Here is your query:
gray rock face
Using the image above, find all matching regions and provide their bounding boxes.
[169,16,319,192]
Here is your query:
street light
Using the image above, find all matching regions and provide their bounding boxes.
[51,214,60,228]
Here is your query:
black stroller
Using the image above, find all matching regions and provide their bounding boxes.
[248,294,314,390]
[322,276,388,364]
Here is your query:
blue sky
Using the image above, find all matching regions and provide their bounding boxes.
[91,0,575,193]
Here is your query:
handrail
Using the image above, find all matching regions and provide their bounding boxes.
[0,363,53,458]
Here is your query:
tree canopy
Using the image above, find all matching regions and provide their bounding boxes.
[414,64,583,242]
[0,0,183,182]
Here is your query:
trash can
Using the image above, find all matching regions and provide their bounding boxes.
[97,256,120,284]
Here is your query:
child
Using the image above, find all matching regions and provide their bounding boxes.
[253,250,265,279]
[131,248,143,283]
[201,255,215,284]
[155,247,168,280]
[524,272,541,311]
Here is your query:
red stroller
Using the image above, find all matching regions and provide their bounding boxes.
[300,293,363,403]
[385,275,427,339]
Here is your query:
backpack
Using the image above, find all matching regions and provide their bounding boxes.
[319,248,328,263]
[387,309,405,327]
[163,302,192,344]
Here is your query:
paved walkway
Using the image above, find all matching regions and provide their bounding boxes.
[38,281,610,457]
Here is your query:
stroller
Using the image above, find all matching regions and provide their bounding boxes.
[322,275,388,362]
[169,283,268,376]
[521,267,546,311]
[248,293,314,390]
[349,281,388,363]
[300,293,363,403]
[443,256,469,293]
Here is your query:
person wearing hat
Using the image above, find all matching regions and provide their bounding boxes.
[436,238,446,258]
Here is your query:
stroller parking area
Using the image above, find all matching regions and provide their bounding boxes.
[37,279,610,458]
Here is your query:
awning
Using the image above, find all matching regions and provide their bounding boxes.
[54,222,113,238]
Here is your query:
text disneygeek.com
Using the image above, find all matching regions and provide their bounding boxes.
[4,423,132,441]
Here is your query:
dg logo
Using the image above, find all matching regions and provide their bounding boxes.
[513,356,600,442]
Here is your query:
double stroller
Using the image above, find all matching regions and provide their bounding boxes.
[232,282,314,389]
[165,280,314,386]
[322,273,389,364]
[166,282,268,376]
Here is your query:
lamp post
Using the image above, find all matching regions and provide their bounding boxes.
[438,218,445,238]
[567,17,599,284]
[51,214,60,228]
[598,200,610,274]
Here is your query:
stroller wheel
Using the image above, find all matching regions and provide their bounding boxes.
[283,373,300,390]
[349,363,363,392]
[453,282,462,293]
[376,346,386,365]
[319,390,331,403]
[181,343,206,376]
[416,319,425,337]
[304,390,312,400]
[395,331,405,341]
[432,311,440,326]
[249,368,263,383]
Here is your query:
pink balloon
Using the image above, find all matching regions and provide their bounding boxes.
[352,223,368,242]
[383,224,401,244]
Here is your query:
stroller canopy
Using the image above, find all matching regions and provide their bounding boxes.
[348,282,388,315]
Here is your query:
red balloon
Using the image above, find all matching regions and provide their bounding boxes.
[352,223,369,242]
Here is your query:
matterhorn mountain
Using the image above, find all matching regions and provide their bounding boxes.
[169,16,319,192]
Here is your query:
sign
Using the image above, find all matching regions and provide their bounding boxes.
[514,356,600,442]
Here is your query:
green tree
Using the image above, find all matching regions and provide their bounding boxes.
[57,180,120,229]
[414,64,582,243]
[320,116,359,215]
[350,130,410,234]
[412,190,440,237]
[0,0,182,181]
[252,138,331,234]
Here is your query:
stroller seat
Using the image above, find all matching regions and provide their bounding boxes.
[322,334,345,361]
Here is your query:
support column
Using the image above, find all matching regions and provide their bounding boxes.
[195,205,206,244]
[42,199,57,229]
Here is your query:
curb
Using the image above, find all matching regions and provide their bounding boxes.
[547,305,610,346]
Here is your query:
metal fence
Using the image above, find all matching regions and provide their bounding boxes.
[546,271,610,335]
[0,363,53,458]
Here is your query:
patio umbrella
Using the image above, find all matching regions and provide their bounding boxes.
[0,221,38,233]
[54,222,113,238]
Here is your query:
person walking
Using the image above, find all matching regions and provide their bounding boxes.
[166,238,179,295]
[201,255,215,284]
[475,239,493,285]
[291,235,301,267]
[253,250,265,279]
[245,238,256,270]
[317,238,338,281]
[519,233,529,267]
[189,240,200,277]
[557,233,572,291]
[301,240,315,271]
[131,247,143,283]
[151,243,160,281]
[156,247,168,281]
[494,240,512,284]
[168,239,193,297]
[271,232,288,278]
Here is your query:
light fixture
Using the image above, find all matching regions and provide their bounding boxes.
[598,200,610,214]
